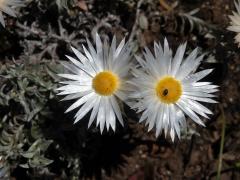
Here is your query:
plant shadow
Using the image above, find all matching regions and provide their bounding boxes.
[41,99,136,179]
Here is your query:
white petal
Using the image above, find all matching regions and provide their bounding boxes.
[58,73,84,81]
[183,85,219,94]
[170,128,175,142]
[163,38,173,74]
[171,42,187,76]
[104,98,110,132]
[110,96,124,126]
[181,94,218,103]
[235,0,240,13]
[176,48,199,79]
[154,42,163,59]
[65,92,95,113]
[143,47,156,64]
[110,35,117,54]
[139,108,149,123]
[191,82,212,86]
[228,25,240,32]
[134,55,147,68]
[103,38,110,70]
[0,12,5,27]
[233,11,240,21]
[96,98,105,133]
[99,98,107,133]
[139,98,156,123]
[115,65,130,78]
[169,104,178,140]
[71,46,88,64]
[107,36,116,70]
[88,96,101,128]
[180,98,209,119]
[74,95,98,123]
[86,38,97,60]
[147,102,159,132]
[0,5,16,17]
[163,105,170,137]
[155,103,164,137]
[115,90,127,101]
[154,42,166,77]
[57,83,89,91]
[182,69,213,83]
[113,45,131,72]
[95,33,104,69]
[130,70,156,88]
[82,45,102,71]
[182,98,213,115]
[143,49,159,78]
[183,91,216,98]
[60,91,92,101]
[176,100,205,126]
[175,105,186,130]
[65,55,95,77]
[229,15,240,26]
[106,98,116,131]
[60,61,82,75]
[57,85,91,95]
[59,80,88,86]
[129,89,153,99]
[114,37,125,59]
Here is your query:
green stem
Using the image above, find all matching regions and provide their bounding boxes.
[216,105,226,180]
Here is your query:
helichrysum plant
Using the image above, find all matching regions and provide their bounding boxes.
[130,39,218,141]
[228,0,240,47]
[57,33,132,133]
[0,60,57,178]
[0,0,24,27]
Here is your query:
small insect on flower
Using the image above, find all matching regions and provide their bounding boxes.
[0,0,24,27]
[57,34,132,133]
[228,0,240,47]
[130,39,218,141]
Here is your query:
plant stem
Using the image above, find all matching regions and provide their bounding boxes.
[216,105,226,180]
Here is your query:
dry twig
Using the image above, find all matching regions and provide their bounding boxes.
[128,0,144,42]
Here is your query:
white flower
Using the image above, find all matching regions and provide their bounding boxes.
[228,0,240,47]
[130,39,218,141]
[57,34,132,133]
[0,0,24,27]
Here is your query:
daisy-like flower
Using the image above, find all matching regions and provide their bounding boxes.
[0,0,24,27]
[228,0,240,47]
[57,34,132,133]
[130,39,218,141]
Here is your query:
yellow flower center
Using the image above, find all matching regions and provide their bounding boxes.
[92,71,120,96]
[155,76,182,104]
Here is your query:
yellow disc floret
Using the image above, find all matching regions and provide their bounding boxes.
[155,76,182,104]
[92,71,120,96]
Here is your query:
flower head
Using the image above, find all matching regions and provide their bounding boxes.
[0,0,24,27]
[57,34,132,133]
[228,0,240,47]
[130,39,218,141]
